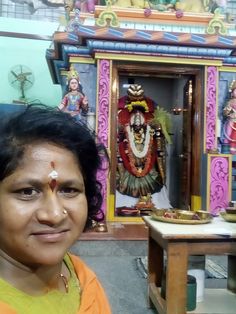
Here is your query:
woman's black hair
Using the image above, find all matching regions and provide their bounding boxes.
[0,104,108,228]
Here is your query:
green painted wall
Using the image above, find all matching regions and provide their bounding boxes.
[0,17,62,107]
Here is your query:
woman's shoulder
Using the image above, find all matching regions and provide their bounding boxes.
[67,254,111,314]
[67,253,96,285]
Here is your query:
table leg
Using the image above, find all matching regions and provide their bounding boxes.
[227,255,236,293]
[165,242,188,314]
[148,234,164,308]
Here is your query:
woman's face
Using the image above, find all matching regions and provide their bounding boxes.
[0,142,87,267]
[69,78,79,91]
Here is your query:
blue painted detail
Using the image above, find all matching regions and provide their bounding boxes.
[136,31,152,40]
[78,26,96,35]
[86,40,233,59]
[108,28,124,38]
[163,33,179,42]
[191,34,206,44]
[54,60,65,83]
[87,40,104,50]
[63,45,90,55]
[64,45,80,53]
[224,57,236,64]
[219,36,234,46]
[67,32,78,42]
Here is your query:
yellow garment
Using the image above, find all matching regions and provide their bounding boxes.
[0,254,80,314]
[0,254,111,314]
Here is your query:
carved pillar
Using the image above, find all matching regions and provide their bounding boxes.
[207,154,231,215]
[96,59,111,216]
[205,66,231,213]
[205,66,217,151]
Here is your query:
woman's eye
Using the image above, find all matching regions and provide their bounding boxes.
[15,188,39,200]
[59,187,79,198]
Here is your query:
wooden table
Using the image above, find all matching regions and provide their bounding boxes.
[142,216,236,314]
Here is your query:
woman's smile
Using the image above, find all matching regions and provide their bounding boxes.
[31,228,70,243]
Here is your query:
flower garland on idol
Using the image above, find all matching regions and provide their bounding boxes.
[119,120,156,178]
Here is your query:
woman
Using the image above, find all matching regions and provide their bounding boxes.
[0,105,111,313]
[58,77,89,121]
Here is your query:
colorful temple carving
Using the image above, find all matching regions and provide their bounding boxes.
[47,1,236,221]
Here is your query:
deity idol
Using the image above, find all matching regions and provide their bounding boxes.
[223,80,236,154]
[116,84,166,198]
[58,66,89,121]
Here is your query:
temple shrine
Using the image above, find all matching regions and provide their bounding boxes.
[46,0,236,222]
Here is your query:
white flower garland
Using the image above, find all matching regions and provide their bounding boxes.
[126,124,151,158]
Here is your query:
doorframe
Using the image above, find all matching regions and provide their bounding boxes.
[108,62,203,220]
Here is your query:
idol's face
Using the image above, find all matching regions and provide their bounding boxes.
[0,142,87,267]
[69,78,79,91]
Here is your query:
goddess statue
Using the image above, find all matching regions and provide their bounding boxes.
[116,84,168,199]
[223,80,236,154]
[58,66,89,121]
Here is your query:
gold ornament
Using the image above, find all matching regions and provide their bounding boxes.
[229,80,236,93]
[67,65,79,82]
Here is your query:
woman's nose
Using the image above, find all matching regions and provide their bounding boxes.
[36,194,66,225]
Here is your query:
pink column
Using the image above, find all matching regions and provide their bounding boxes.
[205,66,217,151]
[206,66,230,213]
[96,59,111,215]
[209,155,230,215]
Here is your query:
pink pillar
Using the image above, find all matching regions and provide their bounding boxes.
[205,66,217,151]
[96,59,111,216]
[209,155,230,215]
[206,67,230,213]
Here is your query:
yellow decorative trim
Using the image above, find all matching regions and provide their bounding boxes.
[206,154,210,210]
[60,70,68,77]
[94,53,222,66]
[219,66,236,73]
[228,154,232,201]
[107,194,143,222]
[191,195,202,211]
[109,216,143,222]
[108,59,112,152]
[206,9,227,36]
[69,56,95,64]
[60,66,80,80]
[95,61,100,133]
[203,67,207,153]
[96,0,119,28]
[107,194,115,221]
[215,69,219,149]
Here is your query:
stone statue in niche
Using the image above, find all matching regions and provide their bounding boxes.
[58,65,89,122]
[223,80,236,154]
[116,84,172,201]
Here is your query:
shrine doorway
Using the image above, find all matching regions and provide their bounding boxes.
[109,63,203,218]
